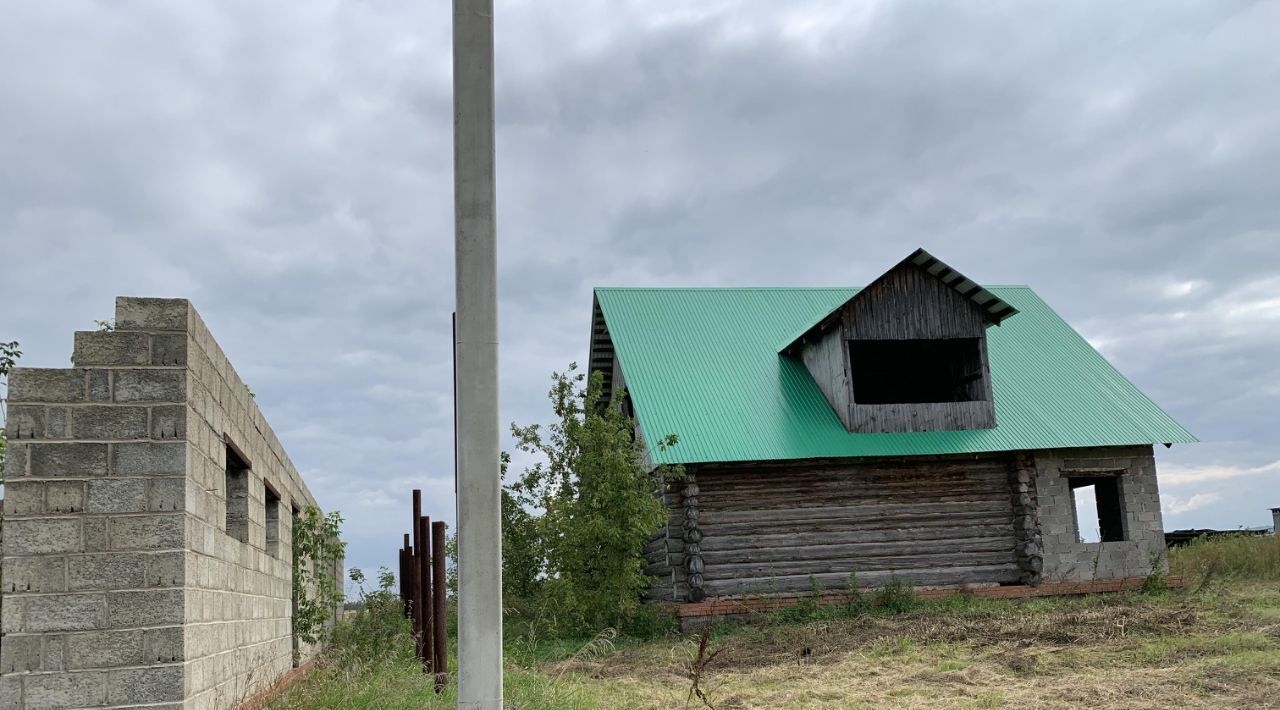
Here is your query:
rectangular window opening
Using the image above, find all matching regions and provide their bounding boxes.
[224,440,251,544]
[850,338,986,404]
[1069,476,1125,543]
[265,483,282,557]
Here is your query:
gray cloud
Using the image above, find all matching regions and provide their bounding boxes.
[2,0,1278,579]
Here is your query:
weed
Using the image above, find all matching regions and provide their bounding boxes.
[874,575,918,614]
[686,623,722,710]
[846,571,870,614]
[1140,550,1169,594]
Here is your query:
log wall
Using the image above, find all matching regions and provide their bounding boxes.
[678,454,1022,598]
[643,480,690,602]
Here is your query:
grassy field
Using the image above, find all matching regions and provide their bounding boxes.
[267,535,1280,709]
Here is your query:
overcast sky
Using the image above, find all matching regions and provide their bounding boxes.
[2,1,1277,581]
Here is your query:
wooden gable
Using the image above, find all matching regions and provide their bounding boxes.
[793,250,1007,434]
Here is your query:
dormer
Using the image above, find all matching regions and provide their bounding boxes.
[781,248,1018,434]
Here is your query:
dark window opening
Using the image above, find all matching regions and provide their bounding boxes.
[265,483,282,557]
[225,441,251,543]
[850,338,985,404]
[1069,476,1125,543]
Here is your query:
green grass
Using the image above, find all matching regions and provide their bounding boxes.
[1136,632,1277,663]
[1170,533,1280,584]
[267,656,614,709]
[271,536,1280,708]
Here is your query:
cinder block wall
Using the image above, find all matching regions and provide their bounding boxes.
[1032,445,1167,582]
[1,297,339,710]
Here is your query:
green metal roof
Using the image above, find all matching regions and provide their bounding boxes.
[594,286,1196,466]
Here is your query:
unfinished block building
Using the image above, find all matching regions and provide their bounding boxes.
[1,297,340,709]
[588,249,1196,610]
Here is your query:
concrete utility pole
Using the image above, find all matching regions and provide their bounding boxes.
[452,0,503,707]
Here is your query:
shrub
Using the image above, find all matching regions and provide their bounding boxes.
[293,506,347,648]
[335,568,415,664]
[845,571,870,614]
[1139,550,1169,594]
[509,363,682,637]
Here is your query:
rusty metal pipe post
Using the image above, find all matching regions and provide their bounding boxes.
[411,491,425,660]
[402,534,413,618]
[420,515,433,673]
[432,520,449,692]
[398,547,408,617]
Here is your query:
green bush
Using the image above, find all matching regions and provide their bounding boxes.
[334,568,414,664]
[293,506,347,649]
[508,363,682,637]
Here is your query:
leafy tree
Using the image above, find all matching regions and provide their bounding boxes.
[292,505,347,648]
[509,363,681,635]
[500,477,542,601]
[442,483,542,601]
[0,340,21,481]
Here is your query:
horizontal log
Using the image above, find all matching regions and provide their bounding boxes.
[643,537,669,556]
[699,523,1013,552]
[697,470,1009,490]
[700,500,1013,526]
[695,457,1014,479]
[700,492,1012,512]
[644,586,680,602]
[691,465,1008,483]
[701,536,1014,566]
[701,509,1013,537]
[702,564,1020,596]
[645,561,673,577]
[697,479,1009,500]
[702,550,1017,581]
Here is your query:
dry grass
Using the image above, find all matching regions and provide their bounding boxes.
[274,537,1280,708]
[1170,533,1280,586]
[542,582,1280,709]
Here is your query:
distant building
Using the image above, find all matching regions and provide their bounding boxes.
[589,249,1196,603]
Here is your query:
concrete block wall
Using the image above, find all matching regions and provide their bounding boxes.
[1032,445,1166,583]
[1,297,338,710]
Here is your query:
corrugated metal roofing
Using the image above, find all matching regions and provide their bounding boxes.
[595,286,1196,466]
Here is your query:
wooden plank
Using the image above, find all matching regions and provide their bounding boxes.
[800,326,853,430]
[846,260,985,341]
